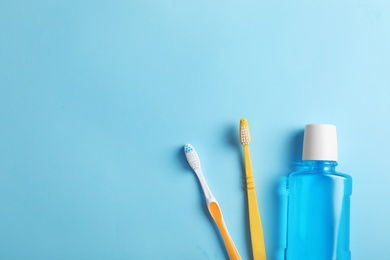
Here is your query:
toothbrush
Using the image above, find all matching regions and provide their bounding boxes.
[184,144,241,260]
[240,118,267,260]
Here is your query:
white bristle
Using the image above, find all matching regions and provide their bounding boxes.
[184,144,201,170]
[240,125,251,145]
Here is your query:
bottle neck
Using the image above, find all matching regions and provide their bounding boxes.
[301,160,338,173]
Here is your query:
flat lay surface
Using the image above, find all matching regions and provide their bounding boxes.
[1,0,390,259]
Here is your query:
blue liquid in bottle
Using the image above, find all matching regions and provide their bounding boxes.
[285,124,352,260]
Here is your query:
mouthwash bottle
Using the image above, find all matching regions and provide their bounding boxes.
[285,124,352,260]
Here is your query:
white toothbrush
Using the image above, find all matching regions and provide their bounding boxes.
[184,144,241,260]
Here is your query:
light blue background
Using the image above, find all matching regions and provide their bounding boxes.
[1,0,389,259]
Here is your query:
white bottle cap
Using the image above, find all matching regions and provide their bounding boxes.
[302,124,338,161]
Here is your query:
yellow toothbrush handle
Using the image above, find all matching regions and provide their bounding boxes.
[244,145,267,260]
[208,202,241,260]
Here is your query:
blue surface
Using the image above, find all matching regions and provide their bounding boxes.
[1,1,389,259]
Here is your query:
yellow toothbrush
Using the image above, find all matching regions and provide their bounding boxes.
[240,118,267,260]
[184,144,241,260]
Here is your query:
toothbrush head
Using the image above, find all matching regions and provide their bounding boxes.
[240,118,251,145]
[184,144,201,171]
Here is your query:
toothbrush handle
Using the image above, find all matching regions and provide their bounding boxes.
[208,201,241,260]
[244,145,267,260]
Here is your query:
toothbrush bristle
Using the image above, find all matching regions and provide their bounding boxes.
[240,118,251,145]
[184,144,201,170]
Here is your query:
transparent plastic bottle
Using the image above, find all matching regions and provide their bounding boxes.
[285,124,352,260]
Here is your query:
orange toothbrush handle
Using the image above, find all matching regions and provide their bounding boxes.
[208,202,241,260]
